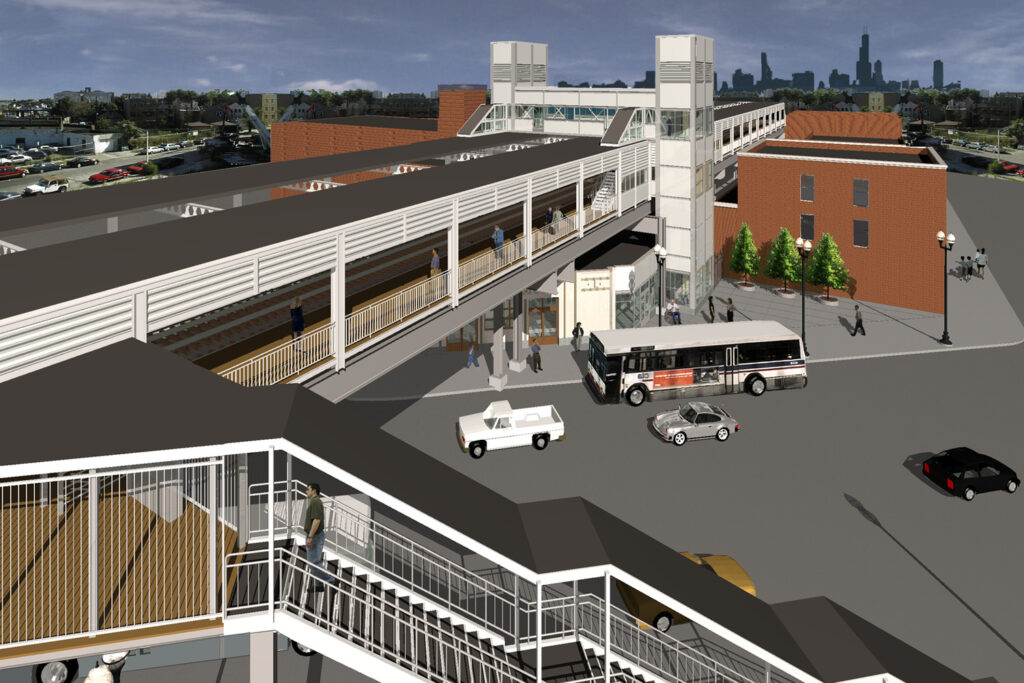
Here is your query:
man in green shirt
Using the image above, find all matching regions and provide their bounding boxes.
[303,482,336,589]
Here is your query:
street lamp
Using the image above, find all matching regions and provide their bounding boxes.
[937,230,955,345]
[795,237,813,356]
[654,244,668,327]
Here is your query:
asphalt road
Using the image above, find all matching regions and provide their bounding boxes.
[342,173,1024,683]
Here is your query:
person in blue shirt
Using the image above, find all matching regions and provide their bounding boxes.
[467,342,479,368]
[492,225,504,261]
[531,339,542,372]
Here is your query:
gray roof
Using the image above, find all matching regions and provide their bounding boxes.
[306,115,439,131]
[772,597,971,683]
[0,133,541,239]
[0,339,976,683]
[0,136,603,321]
[747,144,937,165]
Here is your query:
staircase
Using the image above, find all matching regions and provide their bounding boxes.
[228,540,534,683]
[591,173,618,215]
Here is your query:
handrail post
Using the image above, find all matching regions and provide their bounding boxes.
[604,571,611,683]
[514,576,520,643]
[285,453,292,537]
[88,470,98,632]
[266,447,275,622]
[536,580,543,683]
[208,458,218,615]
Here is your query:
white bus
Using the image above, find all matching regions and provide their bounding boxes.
[586,321,807,406]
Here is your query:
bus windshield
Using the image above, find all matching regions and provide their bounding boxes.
[588,336,606,380]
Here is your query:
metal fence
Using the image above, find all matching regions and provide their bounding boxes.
[218,322,334,387]
[346,271,450,347]
[458,237,526,290]
[531,214,579,254]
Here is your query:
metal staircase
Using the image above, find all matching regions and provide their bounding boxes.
[591,173,618,214]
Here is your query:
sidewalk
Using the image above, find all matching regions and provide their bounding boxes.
[348,199,1023,402]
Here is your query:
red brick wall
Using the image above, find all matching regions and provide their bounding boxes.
[714,155,947,313]
[438,90,487,136]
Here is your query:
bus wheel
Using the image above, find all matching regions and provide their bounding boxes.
[34,660,78,683]
[626,385,647,407]
[747,376,767,397]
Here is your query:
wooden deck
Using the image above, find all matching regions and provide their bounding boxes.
[1,494,239,646]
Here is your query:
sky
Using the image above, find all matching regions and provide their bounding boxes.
[2,0,1021,101]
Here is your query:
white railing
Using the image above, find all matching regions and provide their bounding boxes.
[531,214,578,253]
[226,546,535,683]
[458,236,525,290]
[0,239,26,255]
[218,322,334,387]
[249,480,519,641]
[156,202,224,218]
[345,270,450,347]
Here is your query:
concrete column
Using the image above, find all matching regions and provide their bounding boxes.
[237,454,249,548]
[106,216,118,233]
[266,447,275,622]
[524,180,533,266]
[576,169,584,237]
[88,471,98,632]
[616,150,623,217]
[604,571,611,683]
[132,291,148,342]
[508,292,527,372]
[535,581,543,683]
[208,460,218,614]
[249,631,277,683]
[285,452,292,534]
[450,199,461,308]
[489,303,507,390]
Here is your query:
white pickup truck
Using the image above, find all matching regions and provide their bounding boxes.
[457,401,565,459]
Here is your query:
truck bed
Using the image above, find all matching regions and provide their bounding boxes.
[511,406,562,429]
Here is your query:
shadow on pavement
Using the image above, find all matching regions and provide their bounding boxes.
[902,452,952,496]
[843,493,1024,665]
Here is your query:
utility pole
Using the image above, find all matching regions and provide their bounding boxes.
[145,130,150,162]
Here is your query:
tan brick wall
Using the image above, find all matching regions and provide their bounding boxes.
[714,155,947,313]
[784,110,903,141]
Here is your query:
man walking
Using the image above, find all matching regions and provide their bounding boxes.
[545,206,553,226]
[976,248,987,279]
[957,256,966,281]
[726,298,735,322]
[964,254,973,282]
[551,205,564,234]
[571,322,584,351]
[531,339,542,372]
[708,297,716,323]
[851,304,866,336]
[492,225,504,262]
[466,342,480,368]
[430,248,441,297]
[303,482,336,589]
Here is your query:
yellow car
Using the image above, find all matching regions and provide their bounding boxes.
[616,552,756,632]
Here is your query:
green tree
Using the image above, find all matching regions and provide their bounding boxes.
[764,227,800,292]
[51,96,73,118]
[807,233,850,300]
[987,159,1006,174]
[141,161,158,175]
[729,223,761,284]
[1006,118,1024,147]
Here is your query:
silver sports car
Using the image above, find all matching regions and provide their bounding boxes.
[652,401,739,446]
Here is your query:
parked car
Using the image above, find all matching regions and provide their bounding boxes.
[1016,167,1024,177]
[652,402,739,446]
[7,153,32,163]
[144,146,164,154]
[28,161,62,174]
[965,142,984,150]
[0,190,21,201]
[457,401,565,458]
[1017,144,1024,151]
[955,138,967,146]
[88,168,128,184]
[65,157,98,168]
[996,162,1019,173]
[24,150,46,160]
[941,137,953,144]
[126,162,147,174]
[0,165,30,179]
[618,552,757,632]
[22,176,69,196]
[162,142,181,151]
[922,448,1019,501]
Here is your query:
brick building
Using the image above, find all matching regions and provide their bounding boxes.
[715,114,947,314]
[783,110,903,143]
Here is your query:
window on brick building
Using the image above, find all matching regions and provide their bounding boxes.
[853,179,869,207]
[853,219,869,247]
[800,174,814,202]
[800,214,814,241]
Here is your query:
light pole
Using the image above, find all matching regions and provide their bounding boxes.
[145,130,150,162]
[654,244,668,327]
[937,230,955,345]
[795,237,813,356]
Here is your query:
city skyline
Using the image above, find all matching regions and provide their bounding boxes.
[1,0,1020,100]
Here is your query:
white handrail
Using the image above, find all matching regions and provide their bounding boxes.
[531,213,578,253]
[218,322,334,387]
[458,235,525,290]
[345,269,450,346]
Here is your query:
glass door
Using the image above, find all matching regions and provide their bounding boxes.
[446,320,479,352]
[527,296,559,345]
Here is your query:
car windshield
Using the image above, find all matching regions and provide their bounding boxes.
[679,406,697,422]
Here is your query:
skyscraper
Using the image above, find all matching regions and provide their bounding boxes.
[856,31,871,86]
[760,52,772,88]
[873,59,883,87]
[933,60,943,90]
[714,71,718,92]
[792,71,814,92]
[829,69,851,90]
[731,68,755,92]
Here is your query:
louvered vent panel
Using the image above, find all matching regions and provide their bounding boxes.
[659,61,692,83]
[345,217,404,261]
[459,188,496,222]
[259,237,336,291]
[147,261,254,329]
[405,201,453,241]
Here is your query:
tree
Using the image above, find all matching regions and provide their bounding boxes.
[807,233,850,301]
[729,223,761,285]
[987,159,1006,174]
[141,161,158,175]
[51,96,73,118]
[1006,118,1024,147]
[764,227,800,293]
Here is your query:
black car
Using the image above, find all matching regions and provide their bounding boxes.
[66,157,98,168]
[28,162,62,174]
[923,448,1019,501]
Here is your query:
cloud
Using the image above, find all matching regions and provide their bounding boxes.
[225,63,246,72]
[196,78,212,87]
[206,56,246,72]
[78,46,126,62]
[400,53,431,63]
[20,0,284,27]
[80,48,92,56]
[289,78,382,93]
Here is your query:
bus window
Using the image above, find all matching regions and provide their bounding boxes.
[656,350,678,370]
[694,347,724,367]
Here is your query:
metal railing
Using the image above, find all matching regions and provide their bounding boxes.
[458,236,525,290]
[218,322,334,387]
[531,214,579,253]
[0,239,26,255]
[522,594,761,683]
[249,480,518,641]
[226,546,535,683]
[346,270,450,347]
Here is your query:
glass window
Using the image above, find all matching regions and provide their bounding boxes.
[853,219,869,248]
[800,214,814,241]
[854,178,869,207]
[694,109,704,140]
[980,465,1000,477]
[695,164,705,196]
[660,110,690,140]
[705,107,714,137]
[656,350,678,370]
[801,174,814,202]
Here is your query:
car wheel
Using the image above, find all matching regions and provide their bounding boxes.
[532,433,549,450]
[672,431,687,446]
[58,186,66,192]
[747,376,766,396]
[1008,480,1018,493]
[469,441,486,459]
[653,612,673,632]
[291,639,315,657]
[626,385,646,407]
[716,427,730,442]
[34,660,78,683]
[963,487,975,501]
